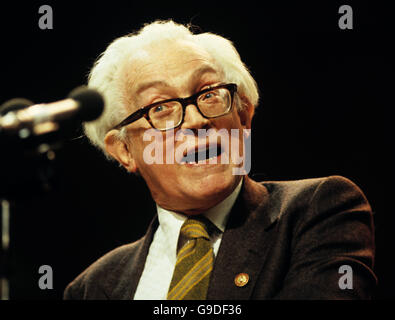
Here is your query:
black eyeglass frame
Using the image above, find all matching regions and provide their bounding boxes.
[112,83,238,131]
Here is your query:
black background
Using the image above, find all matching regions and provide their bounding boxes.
[0,0,393,300]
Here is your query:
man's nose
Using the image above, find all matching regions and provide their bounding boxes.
[181,104,210,130]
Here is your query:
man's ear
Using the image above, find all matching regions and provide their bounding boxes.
[237,94,255,129]
[104,130,138,173]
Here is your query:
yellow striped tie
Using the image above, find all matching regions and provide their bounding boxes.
[167,217,214,300]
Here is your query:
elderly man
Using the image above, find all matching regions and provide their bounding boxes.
[64,20,376,300]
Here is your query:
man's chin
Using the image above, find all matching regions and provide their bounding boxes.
[180,172,240,203]
[146,164,242,214]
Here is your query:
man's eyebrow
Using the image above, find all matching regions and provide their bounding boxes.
[135,80,171,96]
[134,64,219,96]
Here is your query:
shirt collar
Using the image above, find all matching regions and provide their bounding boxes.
[204,178,243,232]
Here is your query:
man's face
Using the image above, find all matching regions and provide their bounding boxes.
[106,39,253,215]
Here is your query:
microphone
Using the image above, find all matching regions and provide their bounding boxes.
[0,87,104,135]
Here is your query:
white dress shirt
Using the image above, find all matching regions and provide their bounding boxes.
[133,179,243,300]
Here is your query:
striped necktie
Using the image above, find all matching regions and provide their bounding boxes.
[167,217,214,300]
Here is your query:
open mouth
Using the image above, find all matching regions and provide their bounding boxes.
[181,144,223,164]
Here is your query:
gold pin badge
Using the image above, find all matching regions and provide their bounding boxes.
[234,273,249,287]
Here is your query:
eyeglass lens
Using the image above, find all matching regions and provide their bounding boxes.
[148,87,232,130]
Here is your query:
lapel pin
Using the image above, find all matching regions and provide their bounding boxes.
[234,273,249,287]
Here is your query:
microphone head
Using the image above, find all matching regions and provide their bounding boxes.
[0,98,34,115]
[68,86,104,122]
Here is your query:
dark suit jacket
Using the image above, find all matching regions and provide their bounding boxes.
[64,175,376,299]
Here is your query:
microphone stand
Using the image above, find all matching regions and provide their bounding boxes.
[0,199,10,300]
[0,120,78,300]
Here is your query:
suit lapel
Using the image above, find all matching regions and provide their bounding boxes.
[105,215,159,299]
[207,177,277,299]
[127,216,158,299]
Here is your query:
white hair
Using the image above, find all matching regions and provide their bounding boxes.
[84,19,259,157]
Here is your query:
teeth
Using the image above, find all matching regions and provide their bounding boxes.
[182,146,221,164]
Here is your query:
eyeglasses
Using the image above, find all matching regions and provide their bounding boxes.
[113,83,237,131]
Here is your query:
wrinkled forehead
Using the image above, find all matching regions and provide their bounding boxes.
[119,39,225,108]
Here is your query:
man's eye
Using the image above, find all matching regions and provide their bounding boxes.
[202,92,217,100]
[153,105,167,113]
